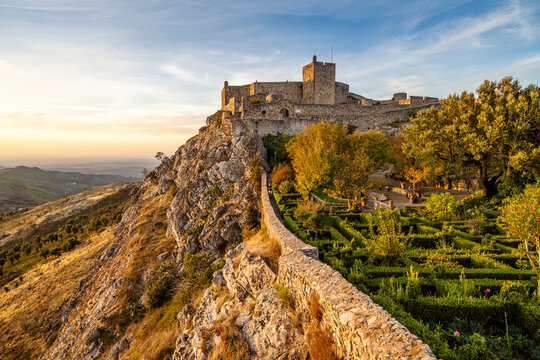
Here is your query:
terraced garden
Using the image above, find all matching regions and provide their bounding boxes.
[273,188,540,359]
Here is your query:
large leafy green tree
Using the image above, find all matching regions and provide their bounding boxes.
[403,77,539,197]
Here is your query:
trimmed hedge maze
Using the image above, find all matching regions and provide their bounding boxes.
[273,189,540,360]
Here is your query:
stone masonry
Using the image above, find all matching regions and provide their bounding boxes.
[261,172,436,359]
[219,56,440,134]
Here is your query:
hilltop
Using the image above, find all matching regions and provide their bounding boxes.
[0,166,137,212]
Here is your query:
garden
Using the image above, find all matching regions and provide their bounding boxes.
[263,77,540,359]
[273,187,539,359]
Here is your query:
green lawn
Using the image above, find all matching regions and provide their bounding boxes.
[312,190,349,204]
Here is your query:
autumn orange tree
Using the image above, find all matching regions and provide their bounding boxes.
[403,77,539,197]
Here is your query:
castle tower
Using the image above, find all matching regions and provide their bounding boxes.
[302,55,336,105]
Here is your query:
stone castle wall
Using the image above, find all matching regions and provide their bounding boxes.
[261,172,436,359]
[238,100,439,137]
[251,81,303,104]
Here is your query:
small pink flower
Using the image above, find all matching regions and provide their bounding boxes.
[486,288,491,293]
[434,329,438,333]
[454,331,460,337]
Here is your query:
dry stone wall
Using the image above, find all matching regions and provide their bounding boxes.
[261,172,436,359]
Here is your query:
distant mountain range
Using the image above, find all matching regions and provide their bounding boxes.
[0,166,137,212]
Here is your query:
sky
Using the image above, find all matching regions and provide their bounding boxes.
[0,0,539,164]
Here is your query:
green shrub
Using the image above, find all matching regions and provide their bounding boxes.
[401,233,444,248]
[283,216,307,240]
[214,111,223,127]
[145,261,176,309]
[467,218,488,235]
[329,227,348,243]
[423,193,458,221]
[278,193,302,205]
[294,200,331,238]
[248,97,262,104]
[363,208,407,265]
[278,180,295,194]
[373,294,457,359]
[458,333,497,360]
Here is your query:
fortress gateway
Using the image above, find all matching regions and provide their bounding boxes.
[218,56,440,135]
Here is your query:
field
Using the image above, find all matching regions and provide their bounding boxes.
[273,188,540,360]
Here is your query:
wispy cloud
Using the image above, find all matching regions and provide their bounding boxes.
[0,0,538,161]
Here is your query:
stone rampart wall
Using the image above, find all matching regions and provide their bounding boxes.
[261,173,318,259]
[260,171,436,359]
[240,100,440,136]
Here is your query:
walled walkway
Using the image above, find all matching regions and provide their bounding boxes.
[261,172,436,359]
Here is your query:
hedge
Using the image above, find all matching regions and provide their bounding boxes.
[401,296,514,330]
[372,294,457,360]
[329,227,349,243]
[366,267,537,280]
[401,296,540,341]
[452,237,479,250]
[282,215,307,241]
[337,213,367,223]
[450,229,482,242]
[278,193,302,205]
[400,233,444,249]
[417,225,441,234]
[364,277,537,296]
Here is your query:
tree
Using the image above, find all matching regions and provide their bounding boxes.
[294,200,331,239]
[271,163,294,188]
[403,77,539,197]
[286,121,347,196]
[287,122,392,198]
[155,152,165,161]
[363,208,406,265]
[501,183,540,295]
[262,133,294,169]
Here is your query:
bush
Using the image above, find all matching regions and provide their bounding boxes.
[248,97,262,104]
[271,163,293,188]
[458,333,497,360]
[363,208,407,265]
[468,218,487,235]
[423,193,458,221]
[145,261,176,309]
[402,234,444,249]
[214,110,223,127]
[278,179,295,194]
[329,227,348,243]
[294,200,331,237]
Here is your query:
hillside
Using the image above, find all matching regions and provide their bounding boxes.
[0,118,438,360]
[0,166,137,212]
[0,183,135,358]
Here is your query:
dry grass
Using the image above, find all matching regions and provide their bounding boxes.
[307,291,336,360]
[210,311,251,360]
[0,228,114,359]
[243,228,281,272]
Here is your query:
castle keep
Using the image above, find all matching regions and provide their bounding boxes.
[219,56,440,134]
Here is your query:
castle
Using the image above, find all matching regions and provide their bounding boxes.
[219,56,440,135]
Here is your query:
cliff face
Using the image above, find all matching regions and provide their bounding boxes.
[40,119,308,359]
[166,118,263,259]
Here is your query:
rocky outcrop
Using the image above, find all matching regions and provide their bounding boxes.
[41,120,269,359]
[167,119,265,259]
[40,115,434,360]
[172,244,308,360]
